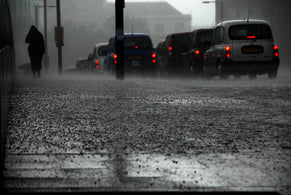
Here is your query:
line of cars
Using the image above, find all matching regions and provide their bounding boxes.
[156,19,280,79]
[72,19,280,79]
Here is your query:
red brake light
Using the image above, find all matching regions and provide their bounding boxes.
[168,46,172,51]
[135,45,138,49]
[273,45,279,57]
[152,53,156,58]
[247,36,256,39]
[114,54,117,64]
[273,45,278,50]
[225,46,231,58]
[195,50,200,55]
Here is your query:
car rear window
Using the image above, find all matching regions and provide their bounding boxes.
[197,30,213,47]
[98,45,108,56]
[124,36,153,50]
[229,24,273,40]
[172,33,192,52]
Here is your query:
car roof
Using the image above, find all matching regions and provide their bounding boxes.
[109,33,151,40]
[192,28,214,33]
[171,32,192,36]
[95,42,108,48]
[95,43,108,48]
[216,19,272,28]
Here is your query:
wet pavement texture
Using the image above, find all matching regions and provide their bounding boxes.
[3,73,291,194]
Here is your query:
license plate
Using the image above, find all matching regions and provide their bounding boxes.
[242,46,263,54]
[127,55,143,60]
[132,60,139,66]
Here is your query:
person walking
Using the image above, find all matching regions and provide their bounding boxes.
[25,25,45,78]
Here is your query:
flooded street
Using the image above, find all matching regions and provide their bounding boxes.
[3,74,291,194]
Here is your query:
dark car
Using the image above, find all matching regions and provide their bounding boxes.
[157,32,192,74]
[73,43,108,73]
[75,54,93,72]
[187,28,214,75]
[88,43,108,72]
[104,33,156,74]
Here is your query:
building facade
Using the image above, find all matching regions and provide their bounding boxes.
[107,2,192,46]
[7,0,40,69]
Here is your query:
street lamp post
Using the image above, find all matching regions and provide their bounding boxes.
[202,0,223,24]
[56,0,63,75]
[115,0,125,80]
[43,0,49,74]
[35,3,56,75]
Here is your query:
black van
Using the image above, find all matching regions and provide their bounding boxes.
[187,28,214,75]
[157,32,193,73]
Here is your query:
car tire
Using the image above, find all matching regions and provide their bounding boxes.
[234,75,241,79]
[268,69,277,79]
[248,73,257,79]
[217,62,228,80]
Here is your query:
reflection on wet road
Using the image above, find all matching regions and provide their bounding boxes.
[3,74,291,194]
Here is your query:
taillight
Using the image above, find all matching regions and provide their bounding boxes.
[113,54,117,64]
[168,46,172,51]
[204,53,207,60]
[96,65,99,69]
[152,53,156,63]
[247,35,256,39]
[225,46,231,58]
[95,60,99,64]
[195,50,200,55]
[273,45,279,57]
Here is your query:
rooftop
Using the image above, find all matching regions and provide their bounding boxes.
[107,2,184,16]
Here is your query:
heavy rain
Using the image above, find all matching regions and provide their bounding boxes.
[1,0,291,194]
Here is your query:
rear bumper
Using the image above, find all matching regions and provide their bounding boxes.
[107,63,156,73]
[223,59,280,74]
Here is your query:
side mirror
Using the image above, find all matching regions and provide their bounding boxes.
[88,53,93,60]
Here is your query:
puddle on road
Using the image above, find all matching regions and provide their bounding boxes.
[123,153,222,187]
[4,152,289,192]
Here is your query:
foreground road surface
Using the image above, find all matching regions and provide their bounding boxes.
[3,74,291,194]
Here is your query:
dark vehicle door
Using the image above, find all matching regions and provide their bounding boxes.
[206,26,224,67]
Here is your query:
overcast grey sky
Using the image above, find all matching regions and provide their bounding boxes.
[107,0,216,28]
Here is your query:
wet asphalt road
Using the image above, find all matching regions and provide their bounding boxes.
[3,72,291,194]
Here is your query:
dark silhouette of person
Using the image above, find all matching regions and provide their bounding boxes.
[25,25,45,78]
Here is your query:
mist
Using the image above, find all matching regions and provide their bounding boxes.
[5,0,290,77]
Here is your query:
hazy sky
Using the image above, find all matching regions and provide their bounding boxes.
[107,0,216,27]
